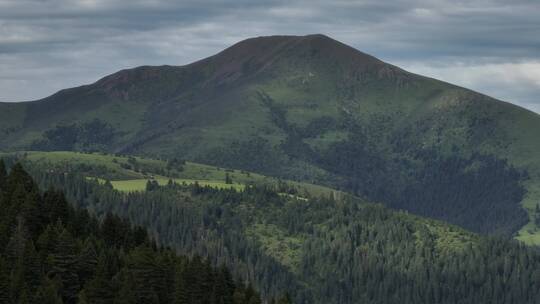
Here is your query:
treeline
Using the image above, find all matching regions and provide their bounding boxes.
[0,161,283,304]
[25,164,540,304]
[31,119,115,152]
[321,139,528,235]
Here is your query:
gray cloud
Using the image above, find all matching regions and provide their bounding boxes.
[0,0,538,112]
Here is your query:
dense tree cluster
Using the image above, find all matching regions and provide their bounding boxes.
[28,165,540,304]
[31,119,115,152]
[321,142,528,235]
[0,161,273,304]
[200,99,529,237]
[204,137,290,178]
[534,204,540,228]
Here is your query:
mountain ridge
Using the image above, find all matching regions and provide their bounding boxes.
[1,34,540,243]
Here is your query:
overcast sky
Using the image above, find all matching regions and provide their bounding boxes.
[0,0,539,113]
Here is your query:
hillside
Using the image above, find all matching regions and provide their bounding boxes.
[0,151,339,197]
[1,34,540,242]
[0,162,272,304]
[9,159,540,304]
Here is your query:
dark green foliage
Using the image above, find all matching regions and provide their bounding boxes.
[0,257,10,303]
[225,173,232,185]
[0,163,264,304]
[0,159,6,192]
[51,229,81,303]
[31,167,540,304]
[80,254,114,304]
[277,293,292,304]
[38,124,79,151]
[35,276,63,304]
[166,158,185,177]
[31,119,115,152]
[535,204,540,227]
[204,137,289,177]
[320,134,528,235]
[146,180,160,192]
[42,189,71,226]
[78,119,115,150]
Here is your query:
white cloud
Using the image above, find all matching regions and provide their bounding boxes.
[399,60,540,112]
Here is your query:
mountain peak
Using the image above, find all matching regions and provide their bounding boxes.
[216,34,380,64]
[192,34,388,86]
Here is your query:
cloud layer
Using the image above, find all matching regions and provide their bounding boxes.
[0,0,538,112]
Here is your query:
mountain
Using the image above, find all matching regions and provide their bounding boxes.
[1,34,540,242]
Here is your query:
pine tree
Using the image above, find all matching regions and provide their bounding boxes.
[42,189,70,226]
[5,164,39,200]
[0,257,11,304]
[212,265,235,304]
[34,276,63,304]
[114,271,137,304]
[51,229,80,303]
[21,241,42,293]
[16,288,30,304]
[76,238,98,283]
[174,263,189,304]
[535,204,540,227]
[277,293,292,304]
[225,173,233,185]
[127,246,162,303]
[146,180,159,192]
[5,218,30,265]
[103,180,113,190]
[81,253,114,304]
[0,159,6,192]
[244,284,261,304]
[20,193,42,238]
[101,213,126,248]
[37,224,59,271]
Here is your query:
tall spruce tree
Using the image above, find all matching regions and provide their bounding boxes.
[80,253,114,304]
[0,159,6,192]
[34,277,63,304]
[0,257,10,303]
[51,229,80,303]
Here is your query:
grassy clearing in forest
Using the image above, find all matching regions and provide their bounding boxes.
[110,178,245,192]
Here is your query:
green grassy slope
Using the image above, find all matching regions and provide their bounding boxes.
[1,34,540,242]
[1,151,339,198]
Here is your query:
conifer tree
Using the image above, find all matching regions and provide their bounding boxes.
[0,257,10,303]
[225,173,233,185]
[20,194,42,237]
[76,238,98,283]
[0,159,6,192]
[5,218,30,265]
[277,293,292,304]
[42,189,70,226]
[21,241,42,293]
[103,180,113,190]
[128,246,163,303]
[34,276,63,304]
[80,253,114,304]
[5,163,38,200]
[51,229,80,303]
[114,271,137,304]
